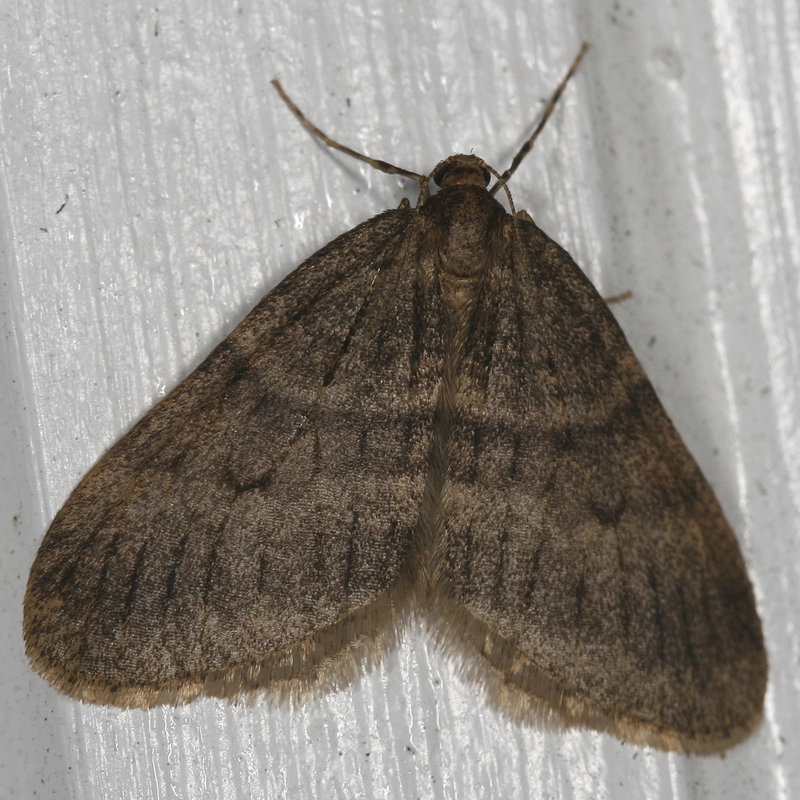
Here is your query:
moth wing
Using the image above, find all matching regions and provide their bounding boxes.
[436,217,766,752]
[25,208,445,707]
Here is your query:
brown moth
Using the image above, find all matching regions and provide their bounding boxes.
[24,45,766,753]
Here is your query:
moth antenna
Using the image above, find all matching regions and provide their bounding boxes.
[490,42,589,195]
[484,163,516,217]
[271,79,427,191]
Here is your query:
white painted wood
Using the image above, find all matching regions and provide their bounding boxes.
[2,1,796,796]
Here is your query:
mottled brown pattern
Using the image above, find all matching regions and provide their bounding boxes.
[433,198,765,750]
[24,156,765,753]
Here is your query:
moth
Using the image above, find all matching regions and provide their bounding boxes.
[24,45,766,753]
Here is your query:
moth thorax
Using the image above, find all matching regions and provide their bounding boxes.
[430,181,506,283]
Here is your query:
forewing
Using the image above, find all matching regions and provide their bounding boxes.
[437,217,766,751]
[25,208,446,706]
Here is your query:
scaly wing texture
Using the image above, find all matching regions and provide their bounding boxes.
[436,217,766,752]
[24,207,446,707]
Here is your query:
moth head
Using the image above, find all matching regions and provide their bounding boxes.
[431,155,492,190]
